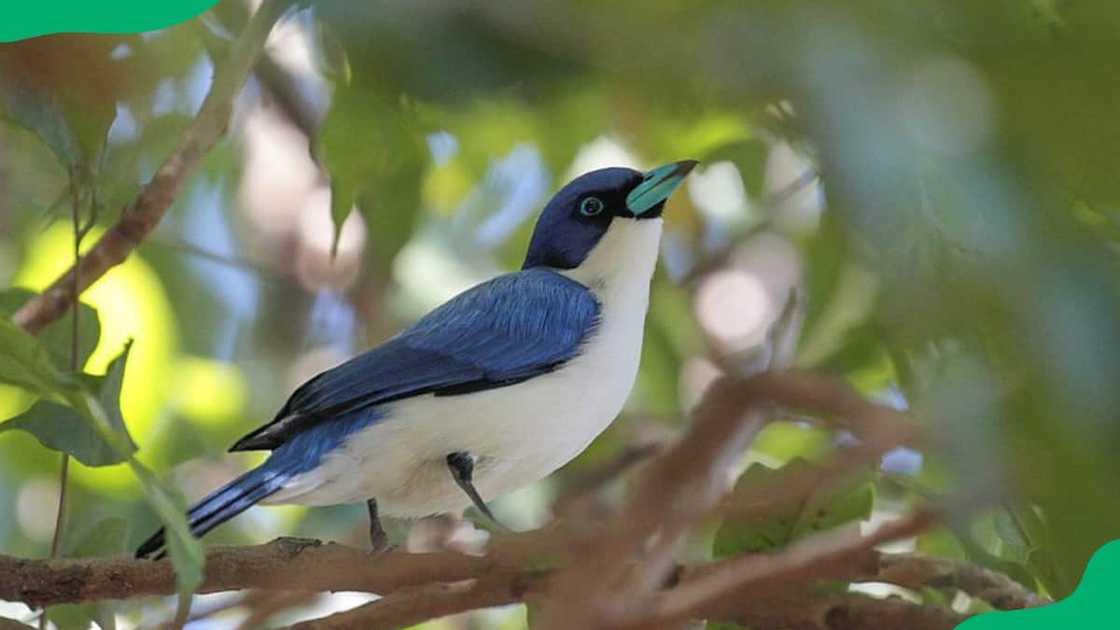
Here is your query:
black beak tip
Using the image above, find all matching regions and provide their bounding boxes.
[676,159,700,176]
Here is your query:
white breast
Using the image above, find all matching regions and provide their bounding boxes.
[268,219,663,516]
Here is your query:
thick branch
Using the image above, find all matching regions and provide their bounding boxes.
[2,524,1041,630]
[10,0,292,335]
[0,538,498,608]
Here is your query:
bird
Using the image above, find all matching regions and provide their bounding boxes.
[137,159,697,558]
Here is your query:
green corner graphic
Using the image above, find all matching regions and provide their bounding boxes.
[958,540,1120,629]
[0,1,220,43]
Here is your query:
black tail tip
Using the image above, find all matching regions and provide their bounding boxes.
[135,529,166,559]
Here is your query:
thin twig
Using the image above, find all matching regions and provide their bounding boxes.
[147,237,293,283]
[10,0,294,335]
[40,176,85,630]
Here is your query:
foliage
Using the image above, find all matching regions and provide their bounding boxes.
[714,459,874,556]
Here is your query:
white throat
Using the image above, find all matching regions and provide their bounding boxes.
[562,217,663,296]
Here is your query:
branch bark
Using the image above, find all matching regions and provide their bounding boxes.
[3,533,1028,630]
[728,591,968,630]
[0,538,498,608]
[10,0,293,335]
[875,552,1046,610]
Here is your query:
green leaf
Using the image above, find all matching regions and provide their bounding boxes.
[328,176,355,258]
[950,515,1040,592]
[0,81,82,169]
[0,316,199,591]
[0,289,100,370]
[0,342,137,466]
[798,209,850,351]
[316,80,426,271]
[0,38,118,174]
[714,459,874,556]
[0,317,68,395]
[131,463,204,594]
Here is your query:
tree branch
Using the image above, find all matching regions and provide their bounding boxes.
[0,538,499,608]
[0,372,1001,630]
[875,552,1046,610]
[4,532,1028,630]
[10,0,293,335]
[725,591,968,630]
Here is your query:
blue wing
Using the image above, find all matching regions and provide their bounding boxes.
[229,268,601,452]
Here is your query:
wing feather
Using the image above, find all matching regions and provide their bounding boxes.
[230,269,599,451]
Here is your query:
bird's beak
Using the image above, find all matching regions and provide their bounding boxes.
[626,160,699,217]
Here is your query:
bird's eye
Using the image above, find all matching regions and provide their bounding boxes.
[579,196,605,217]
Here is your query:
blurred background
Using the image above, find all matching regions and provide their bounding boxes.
[3,0,1120,627]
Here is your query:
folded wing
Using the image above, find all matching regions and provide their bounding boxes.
[230,268,601,451]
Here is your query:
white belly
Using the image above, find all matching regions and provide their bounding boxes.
[266,219,660,516]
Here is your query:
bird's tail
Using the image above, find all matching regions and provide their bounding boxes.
[135,464,293,559]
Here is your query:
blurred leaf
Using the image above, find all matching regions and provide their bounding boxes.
[0,35,123,174]
[0,288,100,370]
[798,209,850,350]
[317,81,426,265]
[751,421,832,464]
[945,512,1039,592]
[0,342,137,466]
[65,517,130,557]
[917,527,968,560]
[130,463,203,594]
[314,19,351,84]
[714,459,873,556]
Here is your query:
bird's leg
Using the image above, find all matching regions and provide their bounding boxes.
[446,451,505,528]
[367,498,390,552]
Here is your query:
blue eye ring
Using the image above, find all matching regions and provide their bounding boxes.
[580,196,605,216]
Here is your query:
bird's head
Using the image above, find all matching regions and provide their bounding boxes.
[522,160,697,272]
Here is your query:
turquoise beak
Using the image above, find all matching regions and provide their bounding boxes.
[625,160,699,217]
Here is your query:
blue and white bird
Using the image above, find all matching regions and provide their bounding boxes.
[137,160,697,557]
